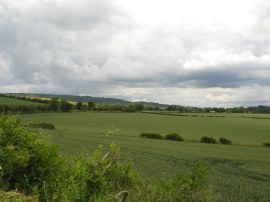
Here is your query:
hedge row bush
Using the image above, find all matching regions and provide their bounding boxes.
[263,141,270,147]
[200,136,217,144]
[164,133,184,141]
[141,132,184,141]
[200,136,233,145]
[24,122,55,130]
[141,133,233,145]
[141,133,163,139]
[219,137,232,145]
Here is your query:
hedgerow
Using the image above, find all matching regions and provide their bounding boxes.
[23,122,55,130]
[263,141,270,147]
[164,133,184,141]
[200,136,217,144]
[141,133,163,139]
[219,137,232,145]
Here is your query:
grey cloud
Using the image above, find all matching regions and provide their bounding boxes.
[0,0,132,87]
[0,0,270,106]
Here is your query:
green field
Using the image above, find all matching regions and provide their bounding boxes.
[19,112,270,201]
[0,97,45,106]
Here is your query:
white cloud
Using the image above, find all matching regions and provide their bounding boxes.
[0,53,13,84]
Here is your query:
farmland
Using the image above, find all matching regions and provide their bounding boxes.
[18,112,270,201]
[0,96,45,106]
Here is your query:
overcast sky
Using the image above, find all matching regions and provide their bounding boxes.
[1,0,270,107]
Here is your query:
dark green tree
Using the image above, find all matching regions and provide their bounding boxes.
[87,101,95,109]
[135,103,145,111]
[76,102,83,110]
[49,97,59,111]
[60,100,73,112]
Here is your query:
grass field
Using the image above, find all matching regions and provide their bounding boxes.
[0,97,45,106]
[19,112,270,201]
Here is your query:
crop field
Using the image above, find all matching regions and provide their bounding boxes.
[19,112,270,201]
[0,97,45,106]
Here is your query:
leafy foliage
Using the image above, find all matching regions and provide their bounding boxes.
[219,137,232,145]
[200,136,217,144]
[0,117,63,200]
[105,124,120,136]
[165,133,184,141]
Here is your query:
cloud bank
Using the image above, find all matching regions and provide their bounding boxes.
[0,0,270,106]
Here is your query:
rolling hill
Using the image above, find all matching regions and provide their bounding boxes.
[7,93,132,105]
[0,96,45,106]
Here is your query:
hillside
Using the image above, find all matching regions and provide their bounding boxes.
[0,96,45,106]
[7,93,132,105]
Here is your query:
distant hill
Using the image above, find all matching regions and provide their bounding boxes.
[7,93,132,105]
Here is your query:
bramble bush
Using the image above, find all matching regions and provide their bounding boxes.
[164,133,184,141]
[0,116,212,201]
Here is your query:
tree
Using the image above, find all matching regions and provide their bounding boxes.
[76,102,83,110]
[60,100,73,112]
[135,103,144,111]
[49,97,59,111]
[87,101,95,109]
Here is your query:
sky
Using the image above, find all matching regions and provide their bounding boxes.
[0,0,270,107]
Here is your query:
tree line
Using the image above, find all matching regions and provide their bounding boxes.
[0,94,148,113]
[166,105,270,113]
[1,94,270,114]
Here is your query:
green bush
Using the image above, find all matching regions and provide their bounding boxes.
[24,122,55,130]
[219,137,232,145]
[141,133,163,139]
[200,136,217,144]
[0,117,63,200]
[164,133,184,141]
[263,141,270,147]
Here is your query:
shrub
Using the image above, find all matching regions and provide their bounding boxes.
[263,141,270,147]
[219,137,232,145]
[0,117,63,200]
[200,136,217,144]
[24,122,55,130]
[164,133,184,141]
[140,133,163,139]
